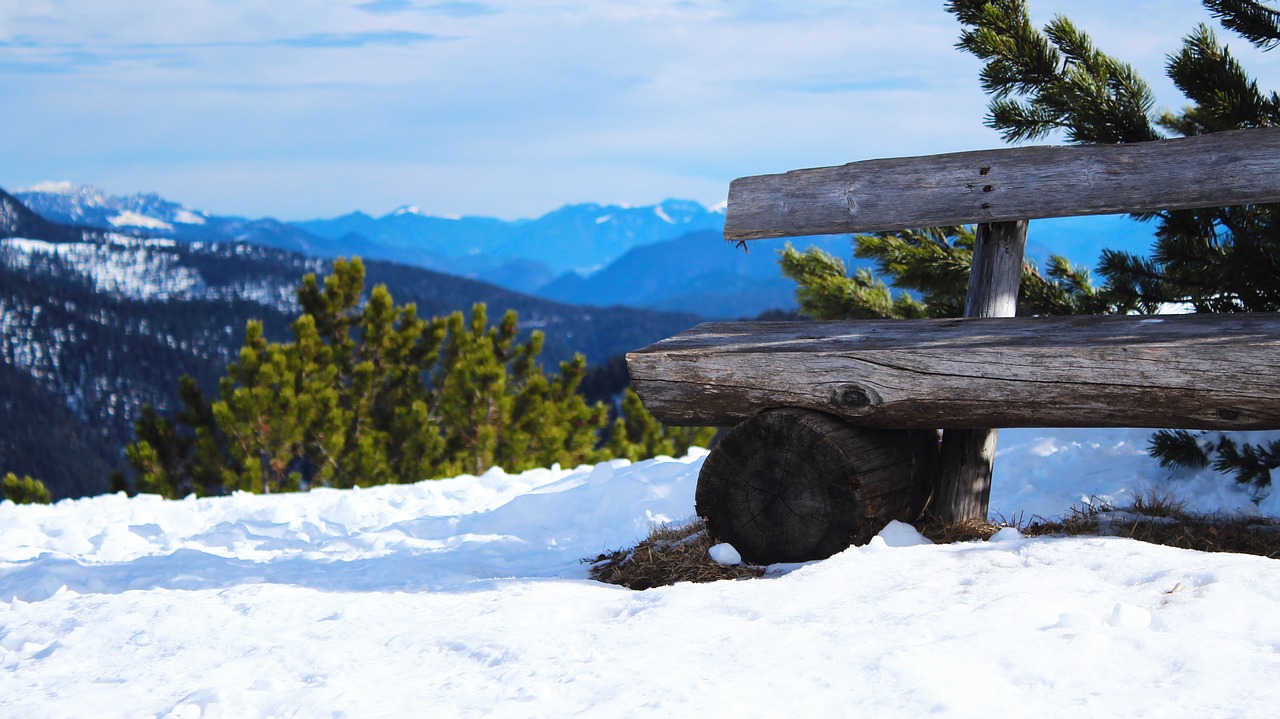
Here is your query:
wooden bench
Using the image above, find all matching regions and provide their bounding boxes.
[626,128,1280,564]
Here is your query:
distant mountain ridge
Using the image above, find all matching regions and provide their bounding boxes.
[2,185,98,243]
[15,181,348,257]
[14,183,827,314]
[292,198,730,293]
[15,181,1159,322]
[534,230,862,319]
[18,184,728,293]
[295,198,724,274]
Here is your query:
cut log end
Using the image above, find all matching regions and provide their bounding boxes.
[695,409,938,565]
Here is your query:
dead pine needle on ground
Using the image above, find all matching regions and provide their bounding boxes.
[586,518,765,590]
[588,492,1280,591]
[1016,492,1280,559]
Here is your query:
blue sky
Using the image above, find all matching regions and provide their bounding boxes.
[4,0,1279,220]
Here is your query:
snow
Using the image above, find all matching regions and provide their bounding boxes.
[16,180,78,195]
[2,431,1279,717]
[2,237,297,310]
[108,211,174,231]
[2,236,199,301]
[709,543,742,565]
[173,209,207,226]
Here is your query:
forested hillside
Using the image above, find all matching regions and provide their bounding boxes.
[0,190,701,499]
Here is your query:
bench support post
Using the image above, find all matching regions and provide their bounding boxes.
[933,219,1028,523]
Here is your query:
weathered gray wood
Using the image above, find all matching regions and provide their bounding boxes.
[935,219,1029,522]
[725,127,1280,240]
[935,429,997,523]
[695,408,938,564]
[626,312,1280,430]
[964,220,1028,317]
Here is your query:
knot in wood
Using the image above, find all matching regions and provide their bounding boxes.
[1218,408,1241,421]
[833,384,877,411]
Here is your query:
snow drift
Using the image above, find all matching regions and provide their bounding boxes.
[2,428,1278,717]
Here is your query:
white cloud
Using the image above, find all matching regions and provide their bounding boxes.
[3,0,1280,219]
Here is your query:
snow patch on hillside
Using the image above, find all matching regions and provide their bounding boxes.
[1,236,307,313]
[173,209,207,225]
[2,236,199,301]
[108,211,173,231]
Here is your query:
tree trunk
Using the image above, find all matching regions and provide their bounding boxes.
[695,408,938,564]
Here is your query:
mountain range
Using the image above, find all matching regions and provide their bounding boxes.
[15,182,1159,320]
[0,188,701,500]
[535,229,854,317]
[17,184,735,297]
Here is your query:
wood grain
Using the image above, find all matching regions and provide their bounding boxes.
[935,219,1029,522]
[626,312,1280,430]
[725,128,1280,240]
[695,408,937,563]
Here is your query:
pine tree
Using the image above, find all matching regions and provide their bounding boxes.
[605,388,717,462]
[783,2,1280,490]
[501,353,610,471]
[1149,429,1280,489]
[434,304,514,476]
[948,0,1280,313]
[126,405,193,498]
[1206,0,1280,47]
[2,472,51,504]
[300,267,447,487]
[946,0,1280,490]
[779,227,1122,321]
[122,258,618,495]
[209,322,298,493]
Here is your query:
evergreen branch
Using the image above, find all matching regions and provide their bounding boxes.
[948,0,1160,144]
[1205,0,1280,49]
[1212,435,1280,487]
[1167,24,1274,133]
[1149,429,1212,469]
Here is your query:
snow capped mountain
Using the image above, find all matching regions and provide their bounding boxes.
[17,184,731,293]
[295,197,728,278]
[107,210,173,231]
[17,180,78,194]
[15,183,208,232]
[8,183,821,316]
[13,183,331,256]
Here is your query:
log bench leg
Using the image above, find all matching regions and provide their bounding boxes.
[695,408,939,564]
[933,219,1027,522]
[934,428,998,523]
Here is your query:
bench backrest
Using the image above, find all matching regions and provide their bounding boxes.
[725,127,1280,241]
[643,128,1280,523]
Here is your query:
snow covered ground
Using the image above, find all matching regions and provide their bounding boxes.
[2,427,1279,718]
